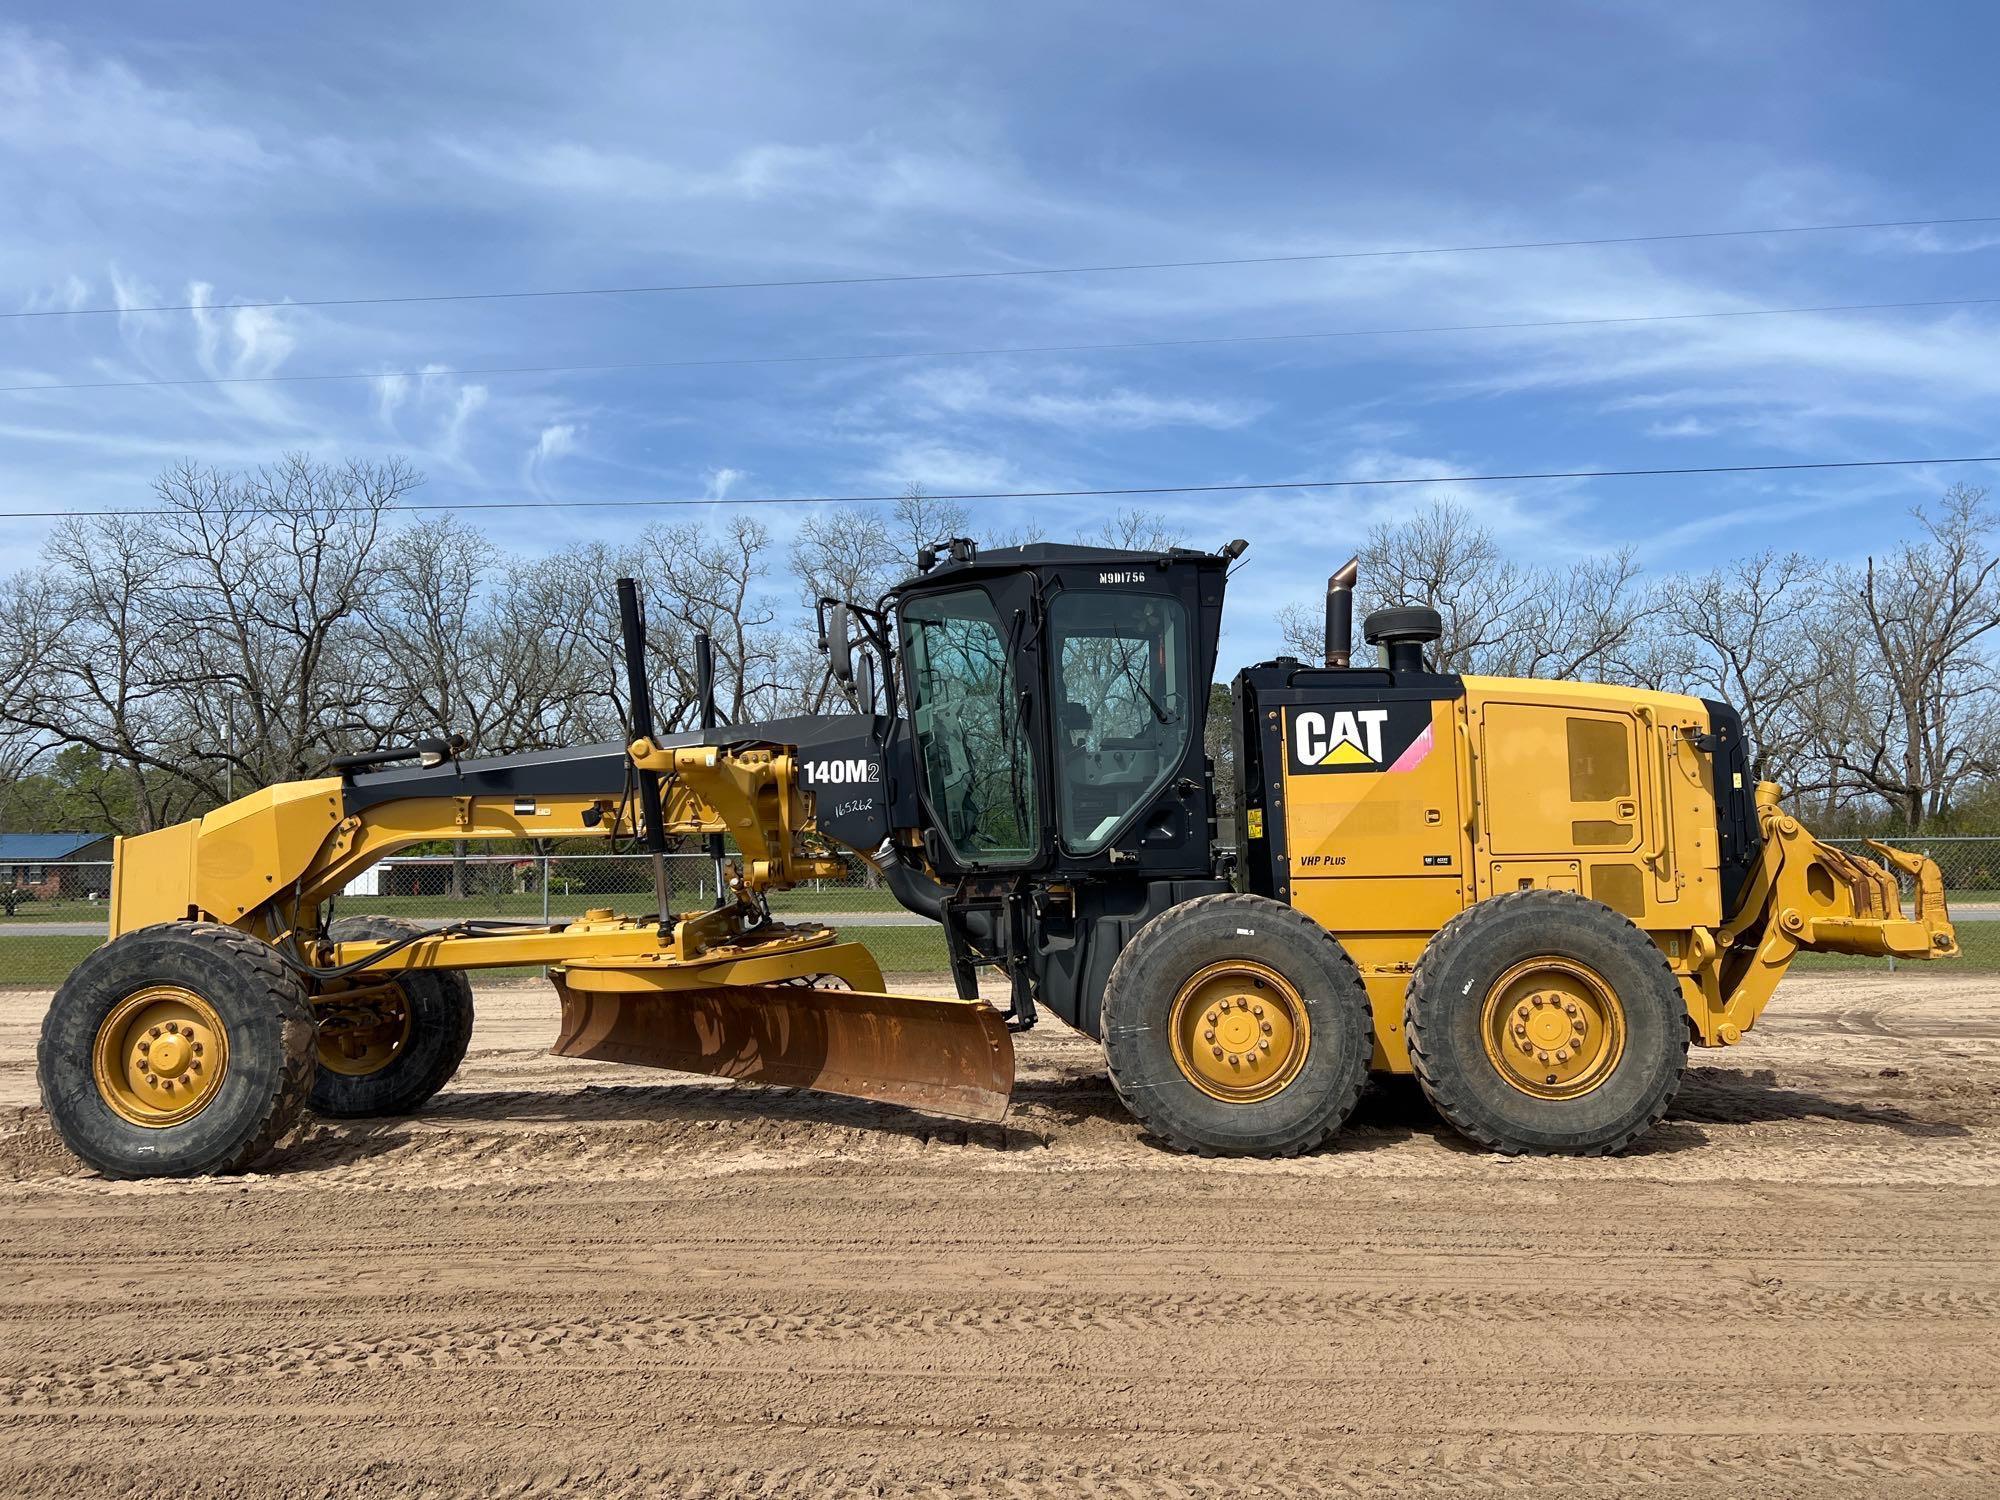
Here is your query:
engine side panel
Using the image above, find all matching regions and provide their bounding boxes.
[1236,663,1730,1070]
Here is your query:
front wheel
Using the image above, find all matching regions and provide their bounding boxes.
[37,922,318,1178]
[1102,894,1373,1157]
[1405,889,1688,1156]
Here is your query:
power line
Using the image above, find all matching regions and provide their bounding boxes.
[6,293,1998,397]
[10,214,1997,322]
[5,455,1993,523]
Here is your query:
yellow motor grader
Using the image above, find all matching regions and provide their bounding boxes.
[38,547,1956,1176]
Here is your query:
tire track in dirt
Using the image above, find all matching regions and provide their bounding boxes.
[10,1281,2000,1407]
[6,976,2000,1499]
[7,1432,1999,1499]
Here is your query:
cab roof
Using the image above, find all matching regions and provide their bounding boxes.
[890,540,1230,595]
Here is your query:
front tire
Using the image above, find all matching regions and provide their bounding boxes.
[309,916,475,1118]
[1405,889,1687,1156]
[37,922,317,1179]
[1102,894,1372,1157]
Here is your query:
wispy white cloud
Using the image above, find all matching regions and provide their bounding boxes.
[521,421,581,493]
[372,372,411,425]
[863,440,1022,494]
[439,385,488,464]
[899,366,1258,432]
[534,423,578,463]
[1646,415,1718,438]
[0,28,271,178]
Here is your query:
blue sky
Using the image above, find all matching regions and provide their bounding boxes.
[3,2,1997,671]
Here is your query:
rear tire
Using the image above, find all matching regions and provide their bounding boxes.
[309,916,475,1118]
[1405,889,1687,1156]
[1102,893,1372,1157]
[37,922,317,1179]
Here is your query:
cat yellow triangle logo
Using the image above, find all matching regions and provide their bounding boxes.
[1319,739,1374,766]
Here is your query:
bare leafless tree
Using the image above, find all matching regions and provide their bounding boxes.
[5,459,1997,839]
[893,482,971,566]
[1352,501,1528,672]
[1821,485,2000,829]
[1494,547,1661,684]
[1659,551,1824,787]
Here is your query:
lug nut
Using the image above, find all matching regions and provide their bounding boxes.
[1572,1017,1585,1034]
[1555,1048,1571,1063]
[1261,1021,1273,1035]
[1518,1037,1535,1054]
[1205,1009,1218,1025]
[1253,1005,1264,1018]
[1536,1050,1551,1064]
[192,1043,203,1056]
[1513,1021,1527,1037]
[1228,1055,1241,1068]
[146,1074,158,1086]
[1212,1045,1224,1059]
[1258,1038,1270,1052]
[1564,1001,1579,1016]
[1204,1029,1216,1043]
[1531,995,1545,1009]
[149,1026,161,1039]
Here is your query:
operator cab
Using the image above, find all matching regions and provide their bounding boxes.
[885,539,1238,883]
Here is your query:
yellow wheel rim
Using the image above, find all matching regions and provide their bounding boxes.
[316,984,414,1077]
[1168,960,1310,1103]
[1480,957,1626,1100]
[91,986,230,1127]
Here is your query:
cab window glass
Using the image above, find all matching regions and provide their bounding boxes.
[1050,592,1191,853]
[901,588,1038,863]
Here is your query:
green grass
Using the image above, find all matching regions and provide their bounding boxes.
[0,897,113,923]
[0,935,103,987]
[0,922,950,992]
[3,911,1978,991]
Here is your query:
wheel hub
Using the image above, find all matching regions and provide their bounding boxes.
[1168,960,1310,1103]
[1480,958,1626,1100]
[315,984,414,1077]
[91,986,230,1128]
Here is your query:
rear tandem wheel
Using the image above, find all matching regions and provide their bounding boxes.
[1405,888,1689,1156]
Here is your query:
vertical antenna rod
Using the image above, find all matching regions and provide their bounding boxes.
[615,577,674,927]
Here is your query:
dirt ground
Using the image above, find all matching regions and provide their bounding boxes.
[2,971,1997,1499]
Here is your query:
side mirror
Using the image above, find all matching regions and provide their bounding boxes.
[826,602,856,686]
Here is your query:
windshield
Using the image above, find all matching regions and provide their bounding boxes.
[1050,591,1191,853]
[901,587,1039,864]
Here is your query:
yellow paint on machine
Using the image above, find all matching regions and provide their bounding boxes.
[1278,680,1954,1073]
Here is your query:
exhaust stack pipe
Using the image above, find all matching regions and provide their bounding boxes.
[1323,557,1359,668]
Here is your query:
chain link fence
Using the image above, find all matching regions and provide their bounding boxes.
[4,837,1998,989]
[0,849,946,988]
